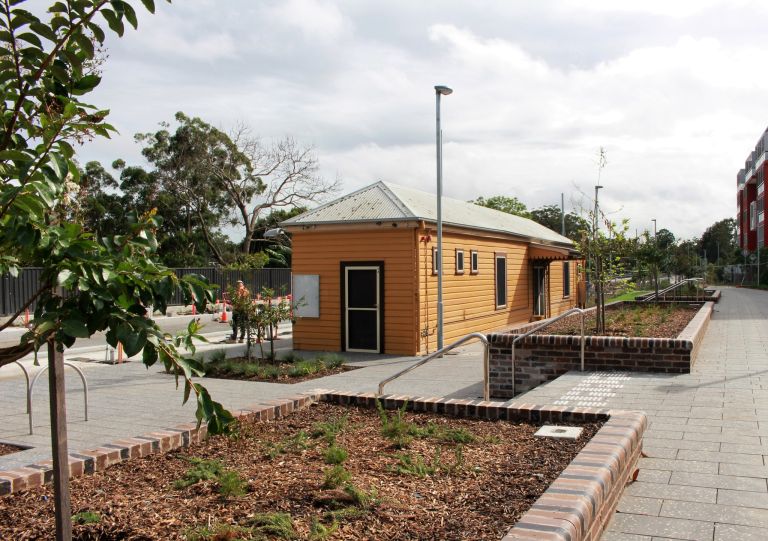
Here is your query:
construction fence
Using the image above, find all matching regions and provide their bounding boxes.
[0,267,292,317]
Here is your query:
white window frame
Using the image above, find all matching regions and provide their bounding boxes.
[432,246,439,275]
[455,249,465,274]
[470,250,479,274]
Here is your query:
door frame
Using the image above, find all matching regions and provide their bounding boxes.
[532,262,549,318]
[340,261,384,353]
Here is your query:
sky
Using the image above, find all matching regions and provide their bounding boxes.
[73,0,768,240]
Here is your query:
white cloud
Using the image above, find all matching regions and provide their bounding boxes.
[264,0,351,41]
[77,1,768,240]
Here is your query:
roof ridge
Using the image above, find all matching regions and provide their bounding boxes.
[377,181,417,218]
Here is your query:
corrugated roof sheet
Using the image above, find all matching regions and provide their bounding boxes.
[282,181,574,247]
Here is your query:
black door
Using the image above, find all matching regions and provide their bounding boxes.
[344,266,381,352]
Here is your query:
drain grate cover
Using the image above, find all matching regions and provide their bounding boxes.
[534,425,583,440]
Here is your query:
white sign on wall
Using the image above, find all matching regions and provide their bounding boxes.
[293,274,320,317]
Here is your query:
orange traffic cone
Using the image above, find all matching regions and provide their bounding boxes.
[221,301,228,323]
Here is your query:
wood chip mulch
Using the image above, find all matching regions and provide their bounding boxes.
[0,402,601,540]
[536,303,699,338]
[0,443,22,457]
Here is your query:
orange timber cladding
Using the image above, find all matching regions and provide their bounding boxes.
[291,224,579,356]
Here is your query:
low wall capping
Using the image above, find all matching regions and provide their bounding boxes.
[488,301,714,399]
[0,390,646,541]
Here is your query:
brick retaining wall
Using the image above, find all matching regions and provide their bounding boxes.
[488,302,714,399]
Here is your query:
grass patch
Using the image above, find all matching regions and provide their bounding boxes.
[71,511,100,525]
[185,523,254,541]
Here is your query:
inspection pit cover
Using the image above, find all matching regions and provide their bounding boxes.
[534,425,583,440]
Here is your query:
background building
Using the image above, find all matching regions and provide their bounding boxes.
[737,128,768,253]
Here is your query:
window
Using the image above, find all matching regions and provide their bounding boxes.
[432,247,439,274]
[563,261,571,298]
[455,249,465,274]
[470,250,479,274]
[495,253,507,308]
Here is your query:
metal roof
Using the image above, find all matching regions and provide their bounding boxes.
[282,181,575,248]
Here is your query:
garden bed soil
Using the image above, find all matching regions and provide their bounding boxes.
[206,360,357,383]
[538,303,699,338]
[0,443,22,457]
[0,402,601,541]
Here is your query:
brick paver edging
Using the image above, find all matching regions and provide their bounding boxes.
[0,390,646,541]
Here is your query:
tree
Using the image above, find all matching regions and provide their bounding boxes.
[133,112,241,265]
[214,126,339,255]
[0,2,231,538]
[529,204,589,240]
[472,195,530,217]
[699,218,737,264]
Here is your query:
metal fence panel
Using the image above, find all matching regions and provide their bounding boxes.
[0,268,292,316]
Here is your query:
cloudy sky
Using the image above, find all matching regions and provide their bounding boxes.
[78,0,768,240]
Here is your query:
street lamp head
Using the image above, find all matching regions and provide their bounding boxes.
[435,85,453,96]
[595,185,604,190]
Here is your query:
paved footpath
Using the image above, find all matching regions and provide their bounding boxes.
[2,287,768,541]
[519,286,768,541]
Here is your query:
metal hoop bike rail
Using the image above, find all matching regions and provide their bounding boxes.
[640,277,703,302]
[28,361,88,435]
[510,307,587,398]
[378,332,490,401]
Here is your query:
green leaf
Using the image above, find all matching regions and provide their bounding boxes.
[100,8,124,37]
[140,0,156,13]
[62,318,89,338]
[73,73,101,92]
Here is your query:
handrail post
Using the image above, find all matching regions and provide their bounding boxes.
[482,342,489,401]
[511,341,516,398]
[580,310,585,371]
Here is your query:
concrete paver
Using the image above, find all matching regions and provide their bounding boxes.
[517,287,768,539]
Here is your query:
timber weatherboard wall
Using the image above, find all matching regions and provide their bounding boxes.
[290,224,579,356]
[291,227,419,355]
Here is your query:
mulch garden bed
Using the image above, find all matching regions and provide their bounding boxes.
[203,354,356,384]
[0,402,601,540]
[538,303,699,338]
[0,443,22,457]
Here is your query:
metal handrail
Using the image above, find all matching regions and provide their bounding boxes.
[378,332,489,400]
[511,307,587,397]
[641,277,702,302]
[12,361,31,414]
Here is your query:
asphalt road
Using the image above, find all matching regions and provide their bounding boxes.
[0,313,235,351]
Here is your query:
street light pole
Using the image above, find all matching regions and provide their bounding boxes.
[435,84,452,350]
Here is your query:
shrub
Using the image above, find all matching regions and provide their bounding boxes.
[317,353,345,369]
[436,427,475,444]
[281,352,305,364]
[311,415,348,444]
[185,523,253,541]
[247,513,297,540]
[323,445,348,465]
[322,465,352,489]
[376,399,415,448]
[309,517,339,541]
[344,483,379,509]
[393,449,440,477]
[217,470,248,499]
[174,458,224,489]
[207,349,227,364]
